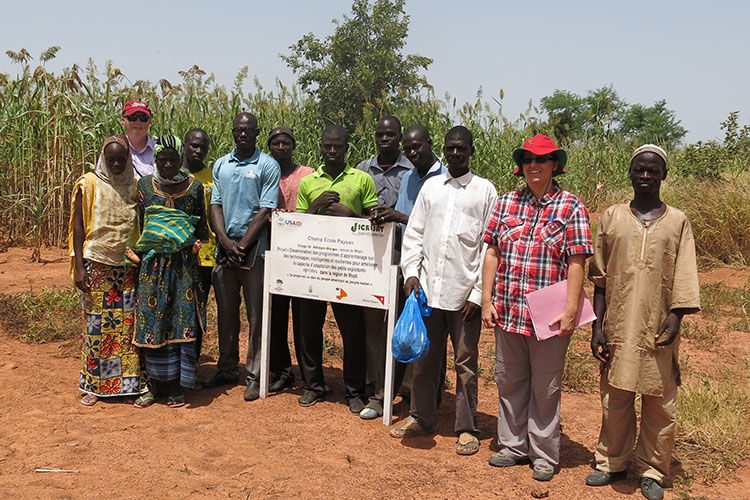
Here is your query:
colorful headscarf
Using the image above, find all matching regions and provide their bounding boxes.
[95,135,134,186]
[153,135,190,185]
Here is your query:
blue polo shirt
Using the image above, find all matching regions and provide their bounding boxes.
[211,147,280,253]
[394,157,446,251]
[395,158,446,217]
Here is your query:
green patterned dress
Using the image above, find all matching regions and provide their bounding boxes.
[133,176,208,386]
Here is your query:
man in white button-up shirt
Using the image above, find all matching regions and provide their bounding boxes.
[391,126,498,456]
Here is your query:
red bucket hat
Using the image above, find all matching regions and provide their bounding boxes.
[122,100,152,117]
[512,134,567,177]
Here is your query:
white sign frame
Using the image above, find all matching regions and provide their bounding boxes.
[259,212,399,425]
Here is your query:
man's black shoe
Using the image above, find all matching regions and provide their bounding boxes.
[585,469,627,486]
[268,374,294,393]
[244,381,260,401]
[348,396,366,415]
[640,477,664,500]
[298,390,324,407]
[200,373,238,389]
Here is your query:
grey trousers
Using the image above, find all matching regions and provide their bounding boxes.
[212,260,264,384]
[411,307,481,435]
[494,328,571,468]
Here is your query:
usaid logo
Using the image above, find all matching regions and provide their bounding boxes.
[275,216,303,228]
[350,222,384,234]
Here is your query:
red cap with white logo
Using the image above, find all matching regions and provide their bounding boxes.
[122,100,152,117]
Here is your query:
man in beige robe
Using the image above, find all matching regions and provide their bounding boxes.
[585,144,700,500]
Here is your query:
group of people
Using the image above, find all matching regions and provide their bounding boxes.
[70,100,700,500]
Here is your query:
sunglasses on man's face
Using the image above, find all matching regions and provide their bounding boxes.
[521,154,554,165]
[124,114,150,122]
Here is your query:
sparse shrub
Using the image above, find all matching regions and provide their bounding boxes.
[672,111,750,179]
[680,320,720,350]
[675,367,750,482]
[480,343,496,387]
[696,282,747,317]
[0,288,80,343]
[663,174,750,266]
[731,317,749,333]
[563,331,599,393]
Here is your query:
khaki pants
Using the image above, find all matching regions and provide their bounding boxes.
[594,370,677,483]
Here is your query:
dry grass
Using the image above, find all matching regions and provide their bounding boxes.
[698,282,750,319]
[562,329,600,393]
[664,173,750,267]
[680,282,750,350]
[0,288,80,343]
[680,320,721,350]
[675,365,750,482]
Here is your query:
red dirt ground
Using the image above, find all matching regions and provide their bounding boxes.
[0,246,747,500]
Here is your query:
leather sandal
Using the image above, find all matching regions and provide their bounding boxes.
[455,432,480,455]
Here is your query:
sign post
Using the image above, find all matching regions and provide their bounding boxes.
[260,212,398,425]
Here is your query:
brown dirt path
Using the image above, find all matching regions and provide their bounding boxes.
[0,246,747,499]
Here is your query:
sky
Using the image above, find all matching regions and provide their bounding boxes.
[2,0,747,144]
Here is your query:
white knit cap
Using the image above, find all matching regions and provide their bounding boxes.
[631,144,667,165]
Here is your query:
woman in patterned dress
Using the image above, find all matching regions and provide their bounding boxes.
[128,135,208,408]
[70,135,149,406]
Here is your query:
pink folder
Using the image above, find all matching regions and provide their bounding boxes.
[524,279,596,341]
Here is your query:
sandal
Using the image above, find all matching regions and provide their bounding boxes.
[80,393,98,406]
[133,392,156,408]
[456,432,480,455]
[167,394,186,408]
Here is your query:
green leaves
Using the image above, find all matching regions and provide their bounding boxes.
[541,85,687,149]
[281,0,432,129]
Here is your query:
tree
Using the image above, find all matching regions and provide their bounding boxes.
[584,86,625,136]
[541,86,687,148]
[282,0,432,129]
[541,86,624,142]
[620,100,687,149]
[540,90,586,142]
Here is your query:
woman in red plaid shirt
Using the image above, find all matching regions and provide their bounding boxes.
[480,134,593,482]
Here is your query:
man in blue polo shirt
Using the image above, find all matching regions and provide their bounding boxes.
[201,112,280,403]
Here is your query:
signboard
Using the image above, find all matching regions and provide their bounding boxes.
[260,211,400,425]
[267,211,394,309]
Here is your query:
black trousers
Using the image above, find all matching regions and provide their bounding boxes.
[269,294,300,380]
[297,298,366,401]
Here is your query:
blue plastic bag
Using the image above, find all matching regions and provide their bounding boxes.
[392,287,432,363]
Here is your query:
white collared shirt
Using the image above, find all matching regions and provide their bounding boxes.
[127,135,156,178]
[95,135,156,179]
[401,170,498,311]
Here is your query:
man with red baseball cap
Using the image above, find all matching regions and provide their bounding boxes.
[97,100,156,178]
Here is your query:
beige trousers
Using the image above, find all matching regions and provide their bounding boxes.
[594,369,677,483]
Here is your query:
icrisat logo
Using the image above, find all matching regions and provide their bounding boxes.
[350,222,384,234]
